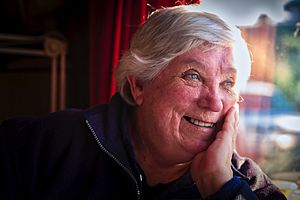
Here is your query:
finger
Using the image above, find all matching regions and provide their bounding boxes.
[218,106,238,152]
[234,103,239,128]
[221,107,236,133]
[233,104,239,150]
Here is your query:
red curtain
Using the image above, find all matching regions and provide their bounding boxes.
[89,0,200,106]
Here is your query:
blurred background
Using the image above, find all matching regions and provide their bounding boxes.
[201,0,300,198]
[0,0,300,199]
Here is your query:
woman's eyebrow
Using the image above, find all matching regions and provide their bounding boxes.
[180,58,208,69]
[181,58,237,74]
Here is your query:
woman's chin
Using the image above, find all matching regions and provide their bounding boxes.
[187,139,213,155]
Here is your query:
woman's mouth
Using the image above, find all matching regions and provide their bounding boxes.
[183,116,215,128]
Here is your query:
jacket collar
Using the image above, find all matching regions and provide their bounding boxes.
[83,93,136,175]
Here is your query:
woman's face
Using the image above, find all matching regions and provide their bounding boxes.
[133,46,239,165]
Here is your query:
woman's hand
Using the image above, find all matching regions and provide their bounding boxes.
[191,105,239,198]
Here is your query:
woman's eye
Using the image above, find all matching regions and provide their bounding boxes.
[189,74,199,80]
[182,70,202,82]
[222,80,235,89]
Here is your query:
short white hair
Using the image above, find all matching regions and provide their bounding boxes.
[115,5,251,105]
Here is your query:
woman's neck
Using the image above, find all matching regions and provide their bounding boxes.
[136,147,191,186]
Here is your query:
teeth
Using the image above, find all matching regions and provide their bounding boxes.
[190,118,214,128]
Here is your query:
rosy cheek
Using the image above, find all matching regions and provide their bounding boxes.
[176,88,199,105]
[222,92,238,111]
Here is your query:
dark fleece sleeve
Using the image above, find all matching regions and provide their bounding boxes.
[204,152,287,200]
[0,111,89,200]
[231,152,287,200]
[204,176,259,200]
[0,117,38,199]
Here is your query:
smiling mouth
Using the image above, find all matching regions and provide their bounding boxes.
[183,116,215,128]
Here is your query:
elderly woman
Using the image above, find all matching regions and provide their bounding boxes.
[0,5,286,200]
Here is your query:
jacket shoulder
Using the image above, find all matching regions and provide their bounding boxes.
[1,109,86,136]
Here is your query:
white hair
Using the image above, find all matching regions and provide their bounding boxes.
[115,5,251,105]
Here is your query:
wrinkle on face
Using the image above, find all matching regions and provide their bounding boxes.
[133,45,239,166]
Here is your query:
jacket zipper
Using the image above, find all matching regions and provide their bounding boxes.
[85,120,141,200]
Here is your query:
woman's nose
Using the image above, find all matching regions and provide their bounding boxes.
[197,88,223,112]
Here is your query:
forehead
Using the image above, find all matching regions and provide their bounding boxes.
[171,46,236,73]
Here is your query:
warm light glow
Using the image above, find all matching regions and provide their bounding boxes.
[275,134,297,150]
[199,0,288,26]
[274,115,300,133]
[243,81,275,96]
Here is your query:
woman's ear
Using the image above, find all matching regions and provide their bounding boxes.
[127,76,144,105]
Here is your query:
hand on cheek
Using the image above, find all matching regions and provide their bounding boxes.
[190,105,239,198]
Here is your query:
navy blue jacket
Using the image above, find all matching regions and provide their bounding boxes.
[0,94,287,200]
